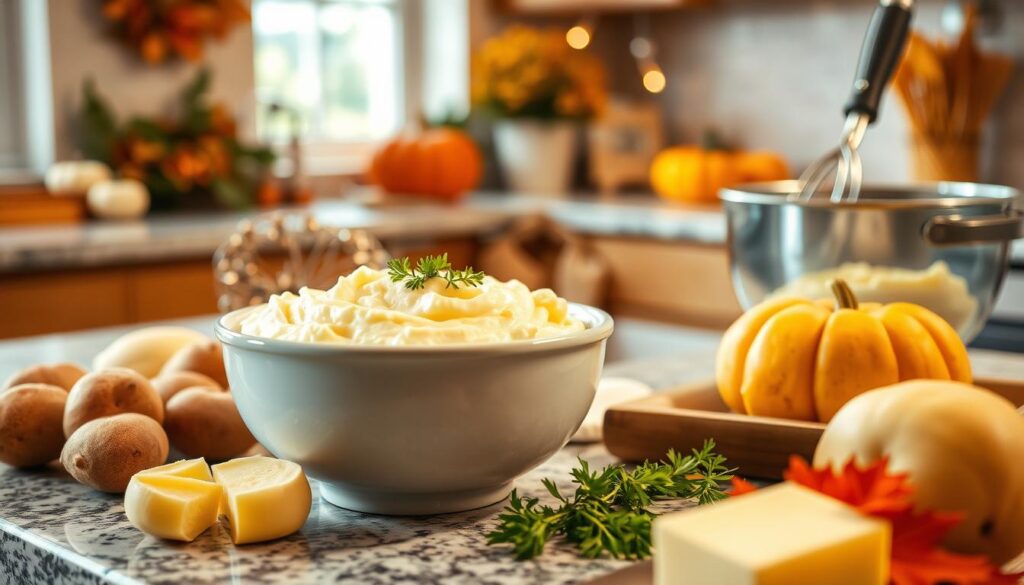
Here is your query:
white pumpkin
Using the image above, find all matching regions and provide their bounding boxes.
[45,161,112,197]
[86,179,150,220]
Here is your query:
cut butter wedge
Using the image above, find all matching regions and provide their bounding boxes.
[138,457,215,481]
[124,469,223,542]
[211,455,312,544]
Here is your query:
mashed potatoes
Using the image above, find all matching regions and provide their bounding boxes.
[771,261,977,332]
[237,266,584,345]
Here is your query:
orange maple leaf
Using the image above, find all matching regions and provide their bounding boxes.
[783,456,914,517]
[731,457,1021,585]
[729,476,758,496]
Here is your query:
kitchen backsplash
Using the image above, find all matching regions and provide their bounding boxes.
[475,0,1023,188]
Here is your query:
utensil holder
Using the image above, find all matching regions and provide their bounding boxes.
[910,132,980,182]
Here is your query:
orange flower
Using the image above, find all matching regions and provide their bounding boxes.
[129,139,165,166]
[140,33,167,64]
[197,135,230,178]
[102,0,134,21]
[209,104,237,137]
[168,31,204,62]
[162,147,210,187]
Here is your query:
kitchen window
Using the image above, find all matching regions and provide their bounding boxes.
[0,0,52,180]
[0,0,26,173]
[252,0,410,174]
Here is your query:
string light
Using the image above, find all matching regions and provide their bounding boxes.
[642,68,666,94]
[631,15,666,94]
[566,25,591,49]
[565,15,596,50]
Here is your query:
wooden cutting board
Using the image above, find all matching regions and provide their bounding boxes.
[603,377,1024,480]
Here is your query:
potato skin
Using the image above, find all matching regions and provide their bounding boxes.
[64,368,164,437]
[0,384,68,467]
[159,341,228,388]
[151,371,222,404]
[3,363,86,392]
[61,413,168,492]
[164,388,255,460]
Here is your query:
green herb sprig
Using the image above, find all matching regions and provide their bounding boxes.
[386,253,485,290]
[487,440,733,561]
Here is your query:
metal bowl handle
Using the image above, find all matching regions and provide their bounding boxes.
[924,210,1024,246]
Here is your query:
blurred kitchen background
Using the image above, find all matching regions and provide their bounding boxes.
[0,0,1022,353]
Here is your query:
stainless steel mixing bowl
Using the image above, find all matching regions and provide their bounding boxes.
[720,180,1022,341]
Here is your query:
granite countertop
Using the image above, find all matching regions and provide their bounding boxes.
[0,193,729,273]
[2,317,1024,584]
[3,191,1022,274]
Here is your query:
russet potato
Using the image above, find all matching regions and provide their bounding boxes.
[151,371,223,404]
[164,388,255,460]
[64,368,164,437]
[61,413,169,492]
[0,384,68,467]
[159,341,228,388]
[3,363,87,393]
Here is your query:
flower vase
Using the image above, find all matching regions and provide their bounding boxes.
[493,120,576,197]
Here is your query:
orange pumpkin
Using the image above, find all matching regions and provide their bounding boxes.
[369,128,483,201]
[650,146,788,204]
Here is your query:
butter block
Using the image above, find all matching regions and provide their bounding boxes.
[653,483,890,585]
[124,474,223,542]
[211,456,311,544]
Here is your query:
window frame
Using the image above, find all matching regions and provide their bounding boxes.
[251,0,424,176]
[0,0,28,174]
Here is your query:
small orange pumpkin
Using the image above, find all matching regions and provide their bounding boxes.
[369,128,483,201]
[650,145,788,204]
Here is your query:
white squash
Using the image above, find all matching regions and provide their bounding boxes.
[86,179,150,220]
[45,161,112,197]
[813,380,1024,565]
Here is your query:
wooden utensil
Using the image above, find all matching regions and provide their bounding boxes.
[892,4,1013,182]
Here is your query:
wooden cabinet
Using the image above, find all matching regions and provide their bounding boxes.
[0,237,477,339]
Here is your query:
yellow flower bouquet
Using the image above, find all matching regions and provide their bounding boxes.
[472,26,607,120]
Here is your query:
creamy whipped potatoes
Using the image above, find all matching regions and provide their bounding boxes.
[771,261,977,332]
[237,266,585,345]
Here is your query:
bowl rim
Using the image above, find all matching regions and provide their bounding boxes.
[214,302,614,356]
[720,180,1020,210]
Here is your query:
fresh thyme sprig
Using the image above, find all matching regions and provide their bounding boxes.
[386,253,485,290]
[487,440,733,561]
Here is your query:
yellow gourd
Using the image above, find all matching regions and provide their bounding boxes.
[715,279,971,422]
[649,145,788,204]
[814,380,1024,565]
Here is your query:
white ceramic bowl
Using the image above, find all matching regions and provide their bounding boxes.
[215,303,613,515]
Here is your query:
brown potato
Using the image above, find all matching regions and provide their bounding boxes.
[151,371,223,404]
[159,341,228,388]
[61,413,168,492]
[164,388,255,460]
[0,384,68,467]
[3,363,87,392]
[63,368,164,438]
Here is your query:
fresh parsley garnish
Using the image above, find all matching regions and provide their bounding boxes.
[487,440,733,560]
[386,253,485,290]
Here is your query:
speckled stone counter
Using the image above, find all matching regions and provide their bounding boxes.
[1,319,1023,584]
[2,192,1023,274]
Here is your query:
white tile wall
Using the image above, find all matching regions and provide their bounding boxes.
[486,0,1024,188]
